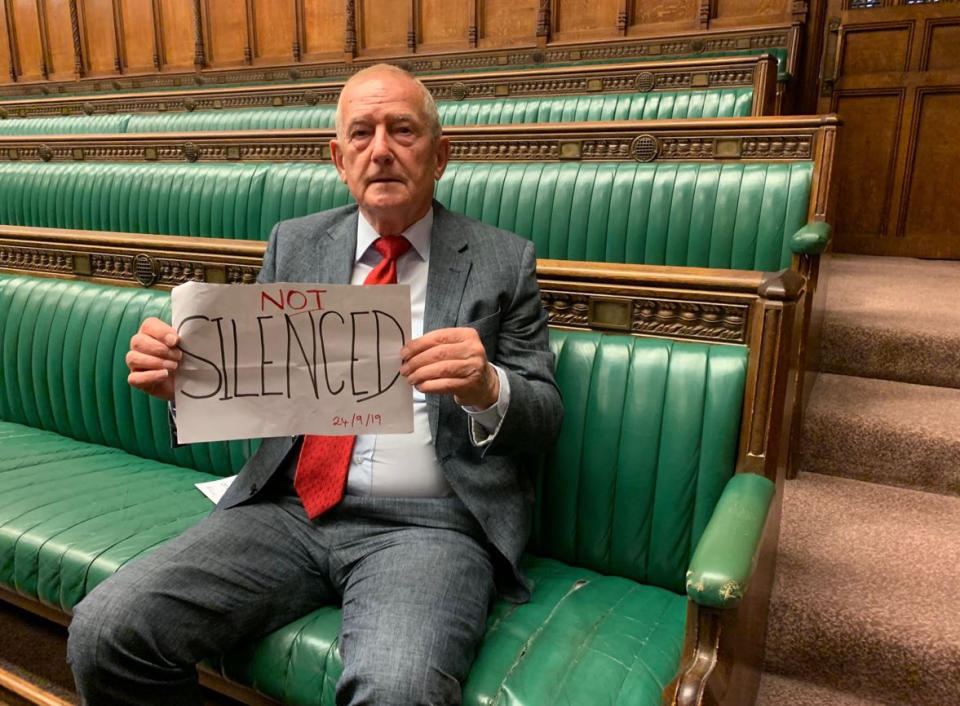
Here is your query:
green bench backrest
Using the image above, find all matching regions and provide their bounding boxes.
[0,273,747,596]
[0,160,811,270]
[0,88,753,135]
[536,329,747,594]
[0,275,255,475]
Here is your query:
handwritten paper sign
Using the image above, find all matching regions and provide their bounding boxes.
[171,281,413,444]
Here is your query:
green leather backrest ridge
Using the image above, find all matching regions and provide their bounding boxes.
[0,160,812,270]
[0,276,256,475]
[535,330,747,594]
[0,88,753,135]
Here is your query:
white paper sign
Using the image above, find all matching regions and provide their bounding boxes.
[171,281,413,444]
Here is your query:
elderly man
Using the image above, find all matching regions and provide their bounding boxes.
[66,64,562,706]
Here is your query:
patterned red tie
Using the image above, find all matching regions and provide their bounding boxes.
[294,235,412,518]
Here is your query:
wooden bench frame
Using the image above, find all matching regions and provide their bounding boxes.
[0,115,838,480]
[0,251,801,706]
[0,55,777,120]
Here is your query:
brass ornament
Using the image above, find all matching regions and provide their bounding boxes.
[630,134,659,162]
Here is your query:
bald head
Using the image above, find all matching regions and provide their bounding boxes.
[335,64,441,142]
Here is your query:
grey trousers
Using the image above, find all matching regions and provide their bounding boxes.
[66,484,495,706]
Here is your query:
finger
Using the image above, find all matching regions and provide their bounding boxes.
[130,332,182,361]
[126,350,179,372]
[127,368,171,389]
[405,359,483,387]
[401,341,475,377]
[140,317,179,346]
[401,328,471,360]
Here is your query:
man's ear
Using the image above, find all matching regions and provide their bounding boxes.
[330,139,348,183]
[433,136,451,180]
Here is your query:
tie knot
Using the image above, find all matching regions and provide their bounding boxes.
[373,235,411,262]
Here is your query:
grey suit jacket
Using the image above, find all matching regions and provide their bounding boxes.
[216,201,563,600]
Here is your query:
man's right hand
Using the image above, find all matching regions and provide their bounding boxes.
[126,317,181,401]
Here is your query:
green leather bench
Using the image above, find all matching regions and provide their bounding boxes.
[0,159,821,272]
[0,273,778,705]
[0,87,755,135]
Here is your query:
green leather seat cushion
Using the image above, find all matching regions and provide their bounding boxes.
[0,159,812,271]
[0,422,683,705]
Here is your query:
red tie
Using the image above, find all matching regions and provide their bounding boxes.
[294,235,412,518]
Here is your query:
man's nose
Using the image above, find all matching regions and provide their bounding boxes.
[370,126,394,164]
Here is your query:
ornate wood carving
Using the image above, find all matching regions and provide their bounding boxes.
[536,0,550,43]
[151,0,163,69]
[68,0,83,77]
[244,0,255,64]
[0,245,74,274]
[699,0,712,29]
[292,0,303,60]
[344,0,356,55]
[192,0,205,67]
[111,0,124,72]
[34,0,49,78]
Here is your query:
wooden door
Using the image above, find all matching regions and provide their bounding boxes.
[819,0,960,259]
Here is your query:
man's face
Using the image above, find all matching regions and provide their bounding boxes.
[330,73,450,234]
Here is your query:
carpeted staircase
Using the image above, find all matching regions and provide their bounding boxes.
[756,254,960,705]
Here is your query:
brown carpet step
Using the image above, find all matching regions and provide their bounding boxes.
[818,254,960,389]
[798,372,960,496]
[762,472,960,706]
[756,673,888,706]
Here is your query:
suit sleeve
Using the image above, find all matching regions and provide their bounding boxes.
[257,222,280,285]
[480,239,563,456]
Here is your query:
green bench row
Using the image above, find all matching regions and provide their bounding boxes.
[0,159,817,272]
[0,88,753,134]
[0,273,776,706]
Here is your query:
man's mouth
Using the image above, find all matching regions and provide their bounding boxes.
[369,177,402,184]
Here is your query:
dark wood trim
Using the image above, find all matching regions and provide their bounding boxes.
[344,0,355,57]
[34,0,49,78]
[110,0,124,73]
[245,0,255,64]
[152,0,164,70]
[467,0,477,47]
[292,0,303,61]
[192,0,206,68]
[68,0,83,77]
[536,0,550,46]
[0,53,777,117]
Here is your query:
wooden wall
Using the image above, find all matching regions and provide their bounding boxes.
[0,0,805,86]
[818,0,960,259]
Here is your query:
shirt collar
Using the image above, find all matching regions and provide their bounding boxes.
[355,208,433,263]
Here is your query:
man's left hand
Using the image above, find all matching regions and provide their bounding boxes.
[400,328,499,409]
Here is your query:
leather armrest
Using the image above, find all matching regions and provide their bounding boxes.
[685,472,775,609]
[789,220,831,255]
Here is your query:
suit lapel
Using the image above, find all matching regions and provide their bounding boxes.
[315,209,358,285]
[424,204,472,439]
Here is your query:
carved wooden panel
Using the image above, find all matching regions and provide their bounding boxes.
[302,0,343,54]
[841,25,911,73]
[158,0,195,68]
[420,0,468,46]
[42,0,74,79]
[633,0,697,27]
[0,6,10,80]
[925,20,960,70]
[252,0,295,62]
[81,0,118,74]
[118,0,156,71]
[819,0,960,257]
[12,0,45,79]
[902,90,960,247]
[479,0,536,42]
[716,0,785,20]
[359,0,408,52]
[554,0,618,34]
[206,0,247,66]
[832,93,902,237]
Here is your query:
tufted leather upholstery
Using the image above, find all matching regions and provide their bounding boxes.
[0,275,751,704]
[0,88,753,135]
[0,160,812,270]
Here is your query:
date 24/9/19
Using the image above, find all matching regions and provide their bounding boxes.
[332,413,384,429]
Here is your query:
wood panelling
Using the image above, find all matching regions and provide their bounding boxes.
[633,0,696,28]
[420,0,468,46]
[118,0,157,71]
[253,0,295,62]
[359,0,407,52]
[42,0,74,79]
[479,0,536,42]
[819,0,960,258]
[832,93,901,237]
[555,0,617,34]
[303,0,344,55]
[925,21,960,71]
[11,0,44,79]
[902,90,960,245]
[0,7,10,80]
[841,25,911,73]
[716,0,784,20]
[158,0,195,69]
[81,0,118,74]
[206,0,247,66]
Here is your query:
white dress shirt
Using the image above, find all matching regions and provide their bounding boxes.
[344,208,510,497]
